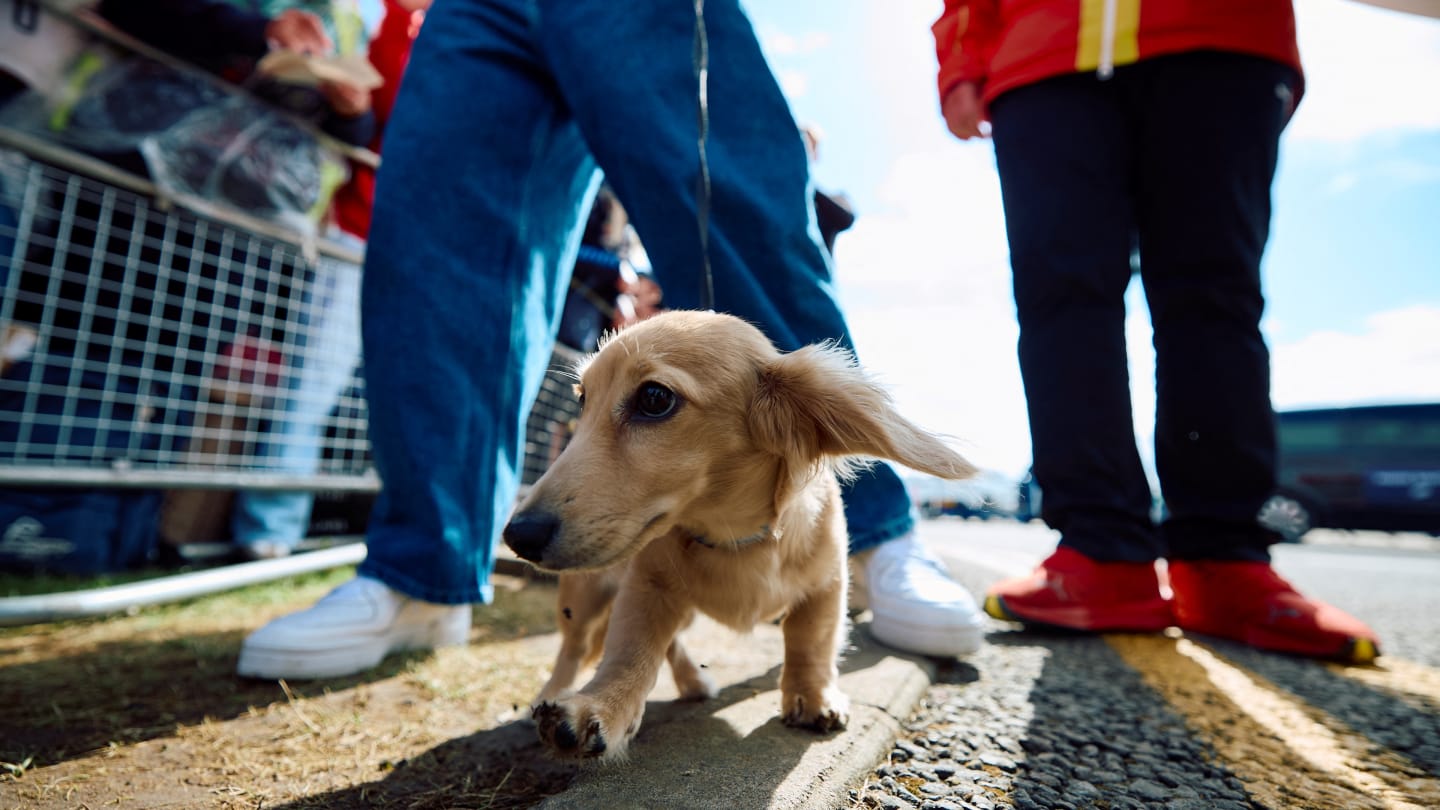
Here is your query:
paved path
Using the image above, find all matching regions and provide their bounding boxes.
[543,520,1440,809]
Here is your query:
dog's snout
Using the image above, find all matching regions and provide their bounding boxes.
[503,510,559,562]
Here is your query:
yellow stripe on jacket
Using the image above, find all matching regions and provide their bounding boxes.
[1076,0,1140,74]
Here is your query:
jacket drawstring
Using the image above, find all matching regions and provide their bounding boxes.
[1098,0,1118,79]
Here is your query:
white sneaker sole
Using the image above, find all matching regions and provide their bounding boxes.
[867,613,985,659]
[237,610,471,680]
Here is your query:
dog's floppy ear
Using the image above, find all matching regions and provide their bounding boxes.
[748,343,977,480]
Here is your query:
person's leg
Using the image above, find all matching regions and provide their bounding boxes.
[1133,52,1377,662]
[231,491,311,555]
[981,72,1171,632]
[239,0,603,679]
[537,0,979,656]
[356,0,598,607]
[992,73,1158,562]
[1133,52,1287,563]
[231,250,364,559]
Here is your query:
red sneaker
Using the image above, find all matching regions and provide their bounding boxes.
[984,547,1174,632]
[1168,560,1380,664]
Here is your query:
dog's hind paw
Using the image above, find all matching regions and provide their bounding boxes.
[782,686,850,733]
[675,668,717,702]
[533,696,640,760]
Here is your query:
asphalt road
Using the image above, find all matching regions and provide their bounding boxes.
[844,519,1440,810]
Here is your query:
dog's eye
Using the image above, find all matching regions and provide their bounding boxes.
[633,381,679,421]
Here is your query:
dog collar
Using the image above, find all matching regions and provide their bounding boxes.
[687,525,771,550]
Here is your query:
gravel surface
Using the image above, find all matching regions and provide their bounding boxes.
[850,632,1262,810]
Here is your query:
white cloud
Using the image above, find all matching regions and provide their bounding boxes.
[758,28,831,58]
[776,68,809,99]
[1270,304,1440,408]
[1287,0,1440,140]
[845,301,1031,477]
[833,140,1028,475]
[837,143,1009,298]
[757,27,832,102]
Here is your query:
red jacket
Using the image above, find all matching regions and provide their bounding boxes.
[332,0,424,240]
[933,0,1303,112]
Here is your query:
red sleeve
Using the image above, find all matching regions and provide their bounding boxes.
[932,0,999,103]
[332,0,421,240]
[367,0,422,126]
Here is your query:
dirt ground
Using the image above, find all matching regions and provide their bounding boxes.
[0,567,582,809]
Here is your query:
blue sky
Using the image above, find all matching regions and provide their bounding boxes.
[743,0,1440,478]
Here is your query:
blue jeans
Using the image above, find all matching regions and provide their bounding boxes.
[358,0,913,604]
[232,243,364,550]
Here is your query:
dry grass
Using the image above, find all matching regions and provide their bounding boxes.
[0,567,581,809]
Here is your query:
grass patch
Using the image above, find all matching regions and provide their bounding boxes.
[0,568,176,598]
[1,561,572,808]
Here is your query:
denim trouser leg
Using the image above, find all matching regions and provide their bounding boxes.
[359,0,913,604]
[837,467,915,553]
[358,0,600,604]
[232,251,363,549]
[538,0,913,553]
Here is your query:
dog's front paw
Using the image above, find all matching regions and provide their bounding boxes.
[781,684,850,733]
[532,694,641,760]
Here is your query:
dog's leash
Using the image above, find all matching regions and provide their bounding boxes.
[693,0,715,311]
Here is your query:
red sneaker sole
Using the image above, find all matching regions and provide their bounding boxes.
[1179,621,1380,664]
[985,594,1173,633]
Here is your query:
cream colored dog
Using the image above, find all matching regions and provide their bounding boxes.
[503,310,975,760]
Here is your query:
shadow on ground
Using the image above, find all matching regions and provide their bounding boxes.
[1204,637,1440,777]
[267,718,579,810]
[267,666,830,810]
[1,572,561,770]
[0,628,437,766]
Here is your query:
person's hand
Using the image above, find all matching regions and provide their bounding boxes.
[320,80,372,117]
[265,9,333,55]
[942,81,988,140]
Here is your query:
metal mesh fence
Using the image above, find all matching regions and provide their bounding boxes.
[0,144,584,492]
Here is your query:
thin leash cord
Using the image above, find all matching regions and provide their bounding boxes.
[692,0,715,311]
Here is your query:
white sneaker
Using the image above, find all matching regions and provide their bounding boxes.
[861,533,985,658]
[240,541,293,561]
[237,576,472,679]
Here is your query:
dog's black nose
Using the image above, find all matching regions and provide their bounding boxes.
[503,510,559,562]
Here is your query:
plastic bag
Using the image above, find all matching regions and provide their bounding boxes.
[140,94,341,231]
[0,51,346,232]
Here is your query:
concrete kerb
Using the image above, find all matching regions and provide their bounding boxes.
[497,549,938,809]
[539,617,935,810]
